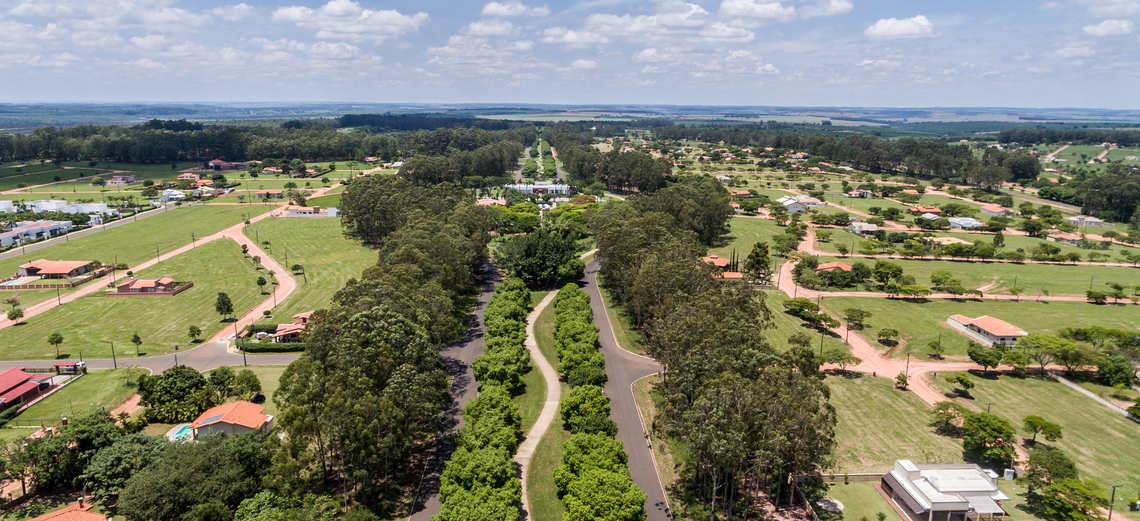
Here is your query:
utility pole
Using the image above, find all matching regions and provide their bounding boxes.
[110,342,117,369]
[156,246,160,262]
[56,288,61,305]
[986,402,994,413]
[1108,484,1121,521]
[191,232,195,247]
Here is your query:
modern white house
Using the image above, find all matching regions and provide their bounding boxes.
[920,212,942,221]
[979,204,1013,217]
[27,200,68,213]
[0,201,13,214]
[0,220,74,247]
[781,200,807,213]
[505,181,571,195]
[282,206,339,217]
[948,217,985,229]
[716,174,731,183]
[947,315,1027,347]
[847,189,873,198]
[160,189,187,202]
[881,460,1009,521]
[1066,216,1104,227]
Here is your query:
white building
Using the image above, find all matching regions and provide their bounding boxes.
[160,189,187,202]
[27,200,67,213]
[947,315,1027,347]
[920,212,942,221]
[848,222,879,234]
[283,206,339,217]
[979,204,1013,217]
[715,174,731,183]
[881,460,1009,521]
[781,200,806,213]
[0,220,74,247]
[504,181,571,195]
[1066,216,1104,227]
[948,217,985,229]
[0,201,13,214]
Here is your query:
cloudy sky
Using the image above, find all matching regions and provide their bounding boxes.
[1,0,1138,107]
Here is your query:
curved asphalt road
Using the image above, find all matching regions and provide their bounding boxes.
[0,339,299,374]
[583,261,672,520]
[408,262,499,521]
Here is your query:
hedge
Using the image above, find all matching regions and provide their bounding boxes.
[241,342,306,353]
[551,283,646,521]
[436,280,528,521]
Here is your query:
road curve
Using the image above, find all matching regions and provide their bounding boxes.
[582,261,672,520]
[408,262,499,521]
[515,290,561,517]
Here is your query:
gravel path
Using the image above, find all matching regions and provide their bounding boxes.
[515,290,561,517]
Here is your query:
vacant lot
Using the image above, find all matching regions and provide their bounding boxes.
[709,217,786,258]
[929,373,1140,518]
[0,239,264,359]
[241,217,375,321]
[17,369,142,423]
[819,297,1140,359]
[825,193,911,214]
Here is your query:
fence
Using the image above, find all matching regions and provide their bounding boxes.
[793,483,822,521]
[107,281,194,298]
[0,266,112,291]
[794,473,883,484]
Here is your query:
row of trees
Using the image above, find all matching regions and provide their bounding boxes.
[551,285,646,520]
[435,281,531,520]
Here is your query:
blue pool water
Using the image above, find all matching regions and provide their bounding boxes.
[171,424,192,441]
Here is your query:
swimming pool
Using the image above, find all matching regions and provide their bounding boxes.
[170,424,192,441]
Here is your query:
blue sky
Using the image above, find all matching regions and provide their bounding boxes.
[0,0,1138,107]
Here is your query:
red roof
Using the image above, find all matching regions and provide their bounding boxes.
[980,204,1007,213]
[0,367,44,398]
[293,311,313,323]
[702,255,731,268]
[1049,231,1082,241]
[0,381,41,404]
[720,272,744,279]
[274,323,305,337]
[52,362,80,367]
[27,503,105,521]
[19,259,92,276]
[817,261,852,272]
[910,206,941,214]
[119,276,174,290]
[191,401,270,430]
[951,315,1027,337]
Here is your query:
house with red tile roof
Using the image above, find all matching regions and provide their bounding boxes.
[191,400,274,438]
[272,323,306,343]
[178,173,200,181]
[111,276,194,297]
[18,259,94,279]
[816,261,852,273]
[0,367,52,412]
[980,204,1013,217]
[909,206,942,215]
[26,501,105,521]
[701,255,730,268]
[1046,230,1083,246]
[947,315,1027,347]
[292,311,314,325]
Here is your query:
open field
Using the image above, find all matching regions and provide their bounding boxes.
[813,228,1117,261]
[709,217,787,258]
[0,205,269,279]
[59,161,201,172]
[242,217,374,322]
[0,169,109,191]
[819,297,1140,359]
[825,193,911,214]
[929,373,1140,519]
[527,294,572,521]
[0,239,264,359]
[304,194,341,208]
[766,291,851,354]
[805,482,905,521]
[826,374,963,473]
[17,369,141,423]
[814,255,1139,296]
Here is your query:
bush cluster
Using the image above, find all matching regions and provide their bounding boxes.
[436,281,529,521]
[553,284,606,387]
[472,278,532,393]
[551,284,646,521]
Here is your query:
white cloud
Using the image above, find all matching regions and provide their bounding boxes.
[800,0,854,17]
[718,0,796,27]
[426,35,537,76]
[756,63,780,74]
[1082,19,1134,35]
[481,1,551,17]
[859,58,901,67]
[210,4,256,22]
[467,19,517,36]
[309,41,362,59]
[865,15,936,39]
[1052,44,1096,57]
[130,34,167,51]
[570,58,597,69]
[1079,0,1140,16]
[541,27,610,47]
[633,48,668,61]
[1039,1,1064,8]
[272,0,429,43]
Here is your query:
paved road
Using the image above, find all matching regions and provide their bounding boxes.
[408,262,499,521]
[583,261,672,520]
[0,339,300,374]
[0,202,174,264]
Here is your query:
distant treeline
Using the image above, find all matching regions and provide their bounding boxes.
[999,128,1140,146]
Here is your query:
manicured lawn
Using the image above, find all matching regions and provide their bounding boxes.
[221,364,286,417]
[241,217,375,321]
[597,283,645,355]
[806,482,904,521]
[814,230,1122,265]
[0,204,270,280]
[819,297,1140,359]
[305,194,341,208]
[17,369,142,423]
[814,255,1139,296]
[765,291,850,354]
[528,293,572,521]
[709,217,787,258]
[826,374,963,473]
[0,169,108,191]
[929,372,1140,519]
[912,194,985,213]
[0,239,264,359]
[825,193,911,214]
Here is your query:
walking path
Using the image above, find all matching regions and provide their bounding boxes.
[1047,372,1137,419]
[408,263,499,521]
[584,261,673,520]
[515,290,560,517]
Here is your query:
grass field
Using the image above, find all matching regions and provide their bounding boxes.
[305,194,341,208]
[227,364,286,417]
[241,217,375,322]
[814,255,1139,296]
[825,193,911,214]
[0,169,109,191]
[0,239,264,359]
[527,293,572,521]
[17,369,142,423]
[827,374,963,473]
[929,373,1140,519]
[765,291,851,354]
[709,217,786,258]
[819,297,1140,359]
[806,482,904,521]
[0,205,269,282]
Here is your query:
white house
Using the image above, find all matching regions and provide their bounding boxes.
[947,315,1027,347]
[796,196,825,208]
[920,213,942,221]
[715,174,731,183]
[28,200,68,213]
[847,189,873,198]
[283,206,339,217]
[848,222,879,234]
[0,220,73,247]
[948,217,984,229]
[881,460,1009,521]
[1046,231,1083,246]
[979,204,1013,217]
[160,189,187,202]
[504,181,571,195]
[190,400,274,438]
[1066,216,1104,227]
[781,200,806,213]
[0,201,13,214]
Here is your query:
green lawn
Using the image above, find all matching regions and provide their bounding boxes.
[513,290,551,434]
[806,482,905,521]
[241,217,375,322]
[219,364,286,417]
[825,193,911,214]
[814,231,1123,265]
[819,298,1140,359]
[709,217,786,258]
[929,373,1140,519]
[0,205,269,281]
[0,239,265,359]
[597,284,645,355]
[826,374,963,473]
[0,169,108,191]
[527,293,572,521]
[765,291,850,354]
[16,369,142,423]
[912,194,985,213]
[305,194,341,208]
[814,255,1139,296]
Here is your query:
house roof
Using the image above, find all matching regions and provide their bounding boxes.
[293,311,314,321]
[911,206,941,213]
[274,323,306,337]
[816,261,852,272]
[26,503,106,521]
[797,197,821,203]
[19,259,92,275]
[720,272,744,279]
[1049,231,1082,241]
[0,381,41,404]
[191,400,270,430]
[951,315,1027,337]
[119,276,174,290]
[980,204,1007,213]
[701,255,731,268]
